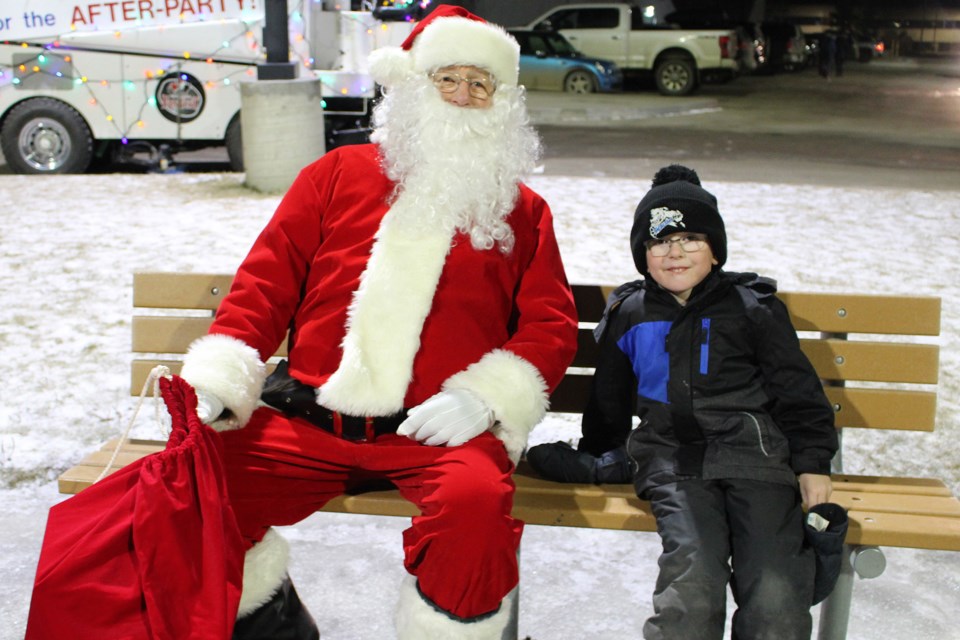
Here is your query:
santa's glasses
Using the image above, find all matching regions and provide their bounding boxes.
[430,70,496,99]
[645,233,710,257]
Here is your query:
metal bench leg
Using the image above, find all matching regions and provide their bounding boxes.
[816,545,886,640]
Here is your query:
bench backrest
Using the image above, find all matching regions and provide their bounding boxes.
[131,272,941,447]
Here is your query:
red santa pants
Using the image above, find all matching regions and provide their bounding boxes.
[218,406,523,619]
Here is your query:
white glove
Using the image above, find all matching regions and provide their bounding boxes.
[397,389,494,447]
[195,390,225,425]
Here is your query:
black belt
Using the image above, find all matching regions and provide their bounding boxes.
[261,360,406,442]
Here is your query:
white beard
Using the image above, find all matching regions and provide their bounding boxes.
[369,77,542,252]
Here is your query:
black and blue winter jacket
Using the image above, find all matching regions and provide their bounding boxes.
[580,271,838,498]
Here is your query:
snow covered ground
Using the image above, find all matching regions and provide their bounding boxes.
[1,171,958,639]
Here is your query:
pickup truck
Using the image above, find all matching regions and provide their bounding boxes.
[525,3,740,96]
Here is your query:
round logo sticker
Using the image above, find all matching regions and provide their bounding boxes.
[155,73,205,123]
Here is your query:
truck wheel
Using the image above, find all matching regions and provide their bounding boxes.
[564,70,597,94]
[0,98,93,173]
[225,113,243,172]
[654,57,697,96]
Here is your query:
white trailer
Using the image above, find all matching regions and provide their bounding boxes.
[0,1,412,173]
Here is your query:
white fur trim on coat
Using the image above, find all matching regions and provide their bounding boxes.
[236,529,290,618]
[442,349,549,464]
[395,574,515,639]
[318,199,454,416]
[179,334,266,431]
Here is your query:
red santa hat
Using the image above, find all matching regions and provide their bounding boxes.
[368,5,520,89]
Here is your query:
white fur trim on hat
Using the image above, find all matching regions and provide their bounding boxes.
[442,349,549,464]
[412,16,519,87]
[369,15,519,89]
[369,46,416,88]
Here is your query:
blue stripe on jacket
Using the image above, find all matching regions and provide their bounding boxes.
[617,321,672,403]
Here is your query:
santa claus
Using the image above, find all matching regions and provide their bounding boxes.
[180,5,578,638]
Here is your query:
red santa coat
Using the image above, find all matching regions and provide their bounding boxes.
[181,143,577,461]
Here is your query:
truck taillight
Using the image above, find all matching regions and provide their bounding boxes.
[720,35,732,59]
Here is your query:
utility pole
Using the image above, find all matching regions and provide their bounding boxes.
[259,0,297,80]
[242,0,325,192]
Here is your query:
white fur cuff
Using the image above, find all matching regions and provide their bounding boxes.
[443,349,548,464]
[395,574,515,639]
[236,529,290,617]
[180,334,267,431]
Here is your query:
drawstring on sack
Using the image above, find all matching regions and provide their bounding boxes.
[94,365,172,483]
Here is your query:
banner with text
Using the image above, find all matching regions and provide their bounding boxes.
[1,0,264,40]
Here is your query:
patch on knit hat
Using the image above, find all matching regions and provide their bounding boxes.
[649,207,687,238]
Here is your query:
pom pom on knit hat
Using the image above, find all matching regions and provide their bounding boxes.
[368,5,519,90]
[651,164,702,187]
[630,164,726,275]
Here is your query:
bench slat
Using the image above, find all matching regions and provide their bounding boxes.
[57,439,960,552]
[800,339,939,384]
[832,491,960,517]
[778,291,941,336]
[133,272,233,310]
[132,273,941,336]
[128,364,939,433]
[545,374,937,432]
[131,319,939,388]
[132,316,289,357]
[832,474,951,496]
[847,511,960,551]
[824,386,936,431]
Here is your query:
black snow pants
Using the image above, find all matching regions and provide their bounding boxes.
[643,478,815,640]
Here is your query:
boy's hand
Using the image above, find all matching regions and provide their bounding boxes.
[799,473,833,509]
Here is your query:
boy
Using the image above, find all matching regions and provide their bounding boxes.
[530,165,838,639]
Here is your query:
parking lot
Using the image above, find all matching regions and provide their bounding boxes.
[533,56,960,189]
[2,56,958,190]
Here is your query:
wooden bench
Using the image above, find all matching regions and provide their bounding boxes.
[59,271,960,640]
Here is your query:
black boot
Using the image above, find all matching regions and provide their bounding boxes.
[232,576,320,640]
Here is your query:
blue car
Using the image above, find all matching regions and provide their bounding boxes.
[508,29,623,93]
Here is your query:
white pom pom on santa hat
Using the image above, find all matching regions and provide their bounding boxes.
[368,5,519,89]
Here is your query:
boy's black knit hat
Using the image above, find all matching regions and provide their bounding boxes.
[630,165,726,274]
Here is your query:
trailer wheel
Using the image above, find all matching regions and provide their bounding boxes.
[654,56,697,97]
[0,98,93,174]
[225,113,243,172]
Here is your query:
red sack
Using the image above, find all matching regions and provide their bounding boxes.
[26,375,245,640]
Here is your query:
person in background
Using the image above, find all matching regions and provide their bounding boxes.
[179,6,577,638]
[529,165,838,639]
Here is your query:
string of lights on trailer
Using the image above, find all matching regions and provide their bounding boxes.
[0,0,428,144]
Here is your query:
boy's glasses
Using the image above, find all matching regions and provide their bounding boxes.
[430,71,496,100]
[645,234,709,257]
